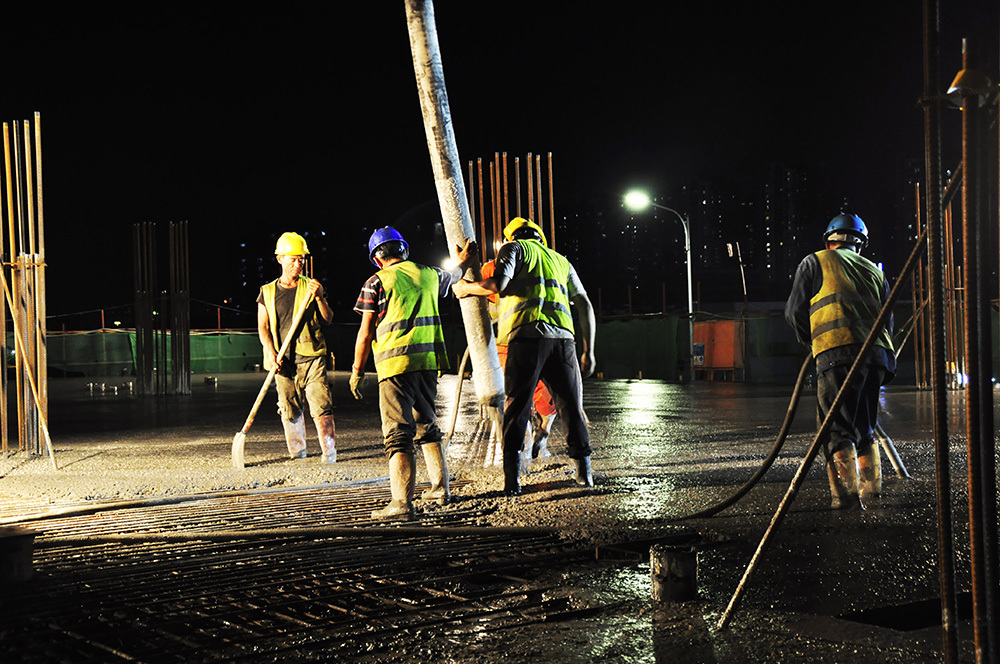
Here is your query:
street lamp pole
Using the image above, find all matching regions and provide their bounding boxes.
[649,203,694,381]
[623,190,694,381]
[648,203,693,322]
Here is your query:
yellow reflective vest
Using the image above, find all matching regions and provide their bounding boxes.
[497,239,574,345]
[372,261,448,380]
[260,277,328,359]
[809,249,893,357]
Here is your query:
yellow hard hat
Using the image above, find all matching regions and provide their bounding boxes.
[275,232,310,256]
[502,217,547,247]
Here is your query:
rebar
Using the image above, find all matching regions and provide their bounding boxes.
[2,482,593,663]
[923,1,959,659]
[0,115,48,461]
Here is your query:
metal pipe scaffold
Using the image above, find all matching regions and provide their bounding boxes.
[0,114,51,466]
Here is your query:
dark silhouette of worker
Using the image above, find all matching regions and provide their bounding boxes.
[453,217,596,496]
[785,213,895,509]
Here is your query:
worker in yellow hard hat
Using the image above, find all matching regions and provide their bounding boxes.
[453,217,597,495]
[257,231,338,463]
[481,257,558,461]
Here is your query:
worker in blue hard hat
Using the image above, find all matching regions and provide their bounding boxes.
[351,226,476,521]
[785,213,896,510]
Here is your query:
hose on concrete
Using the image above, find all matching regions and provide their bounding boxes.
[670,353,814,521]
[672,351,911,522]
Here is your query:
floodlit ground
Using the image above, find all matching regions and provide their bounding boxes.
[0,371,991,662]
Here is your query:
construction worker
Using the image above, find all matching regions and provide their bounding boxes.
[257,232,338,462]
[481,258,558,461]
[784,213,895,509]
[453,217,596,496]
[351,227,475,521]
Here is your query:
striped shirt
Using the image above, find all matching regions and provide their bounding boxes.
[354,263,457,323]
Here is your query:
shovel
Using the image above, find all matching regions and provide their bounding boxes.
[232,292,315,470]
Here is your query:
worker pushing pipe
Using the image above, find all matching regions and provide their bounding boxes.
[719,216,926,629]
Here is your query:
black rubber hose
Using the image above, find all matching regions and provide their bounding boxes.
[670,353,813,521]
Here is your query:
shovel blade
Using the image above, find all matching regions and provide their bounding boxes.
[232,432,246,470]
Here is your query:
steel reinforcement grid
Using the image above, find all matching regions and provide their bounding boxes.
[1,483,594,663]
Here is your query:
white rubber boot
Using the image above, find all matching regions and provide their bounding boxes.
[372,452,416,521]
[858,443,882,501]
[420,442,450,505]
[827,447,863,510]
[282,414,308,459]
[313,414,337,463]
[574,456,594,487]
[532,413,556,459]
[520,418,534,472]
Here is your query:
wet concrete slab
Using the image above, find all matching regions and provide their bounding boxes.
[0,371,993,662]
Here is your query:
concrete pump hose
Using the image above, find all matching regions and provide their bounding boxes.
[670,353,814,521]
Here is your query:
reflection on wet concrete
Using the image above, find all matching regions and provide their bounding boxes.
[8,373,992,661]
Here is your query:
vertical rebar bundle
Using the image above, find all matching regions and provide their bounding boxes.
[466,152,557,253]
[954,37,998,664]
[132,221,191,396]
[0,113,50,462]
[169,222,191,395]
[917,4,999,659]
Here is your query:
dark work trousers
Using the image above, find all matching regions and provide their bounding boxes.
[816,361,886,458]
[377,370,443,459]
[503,338,591,478]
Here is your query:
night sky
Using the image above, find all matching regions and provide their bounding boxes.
[0,2,995,327]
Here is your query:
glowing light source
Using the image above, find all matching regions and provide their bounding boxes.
[623,189,652,212]
[623,188,694,382]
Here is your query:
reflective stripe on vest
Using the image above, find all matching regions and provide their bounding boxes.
[497,240,574,344]
[372,261,448,380]
[809,249,893,356]
[260,277,327,358]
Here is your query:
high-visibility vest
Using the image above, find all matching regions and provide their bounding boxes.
[371,261,448,380]
[809,249,893,356]
[496,239,574,345]
[260,277,327,358]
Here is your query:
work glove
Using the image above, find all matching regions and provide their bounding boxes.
[349,370,367,400]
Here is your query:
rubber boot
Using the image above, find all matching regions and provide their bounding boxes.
[532,413,556,459]
[827,447,863,510]
[372,452,416,521]
[503,449,522,496]
[857,442,882,502]
[282,414,308,459]
[420,442,450,505]
[520,419,534,471]
[313,414,337,464]
[574,456,594,487]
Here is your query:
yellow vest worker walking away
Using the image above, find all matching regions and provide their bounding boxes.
[351,227,474,521]
[257,232,338,462]
[453,218,597,496]
[785,214,896,509]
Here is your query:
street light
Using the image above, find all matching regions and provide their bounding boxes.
[623,189,694,381]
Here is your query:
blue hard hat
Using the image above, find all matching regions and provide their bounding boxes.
[824,213,868,247]
[368,226,409,266]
